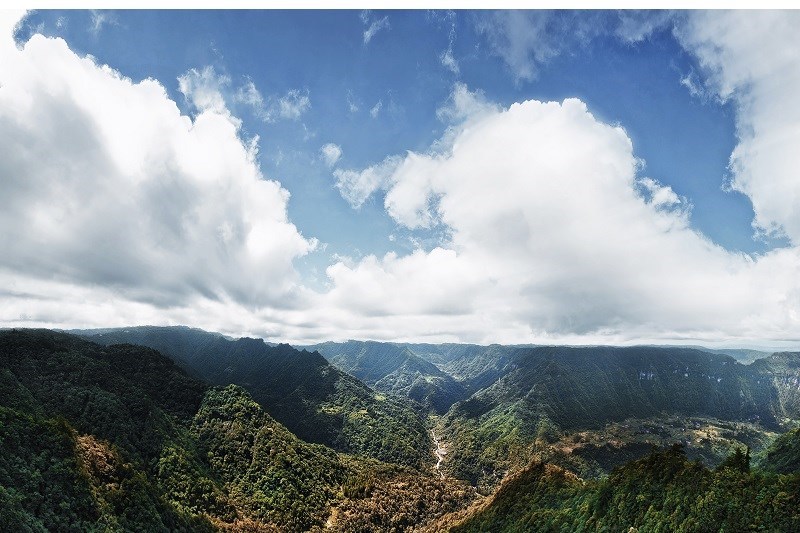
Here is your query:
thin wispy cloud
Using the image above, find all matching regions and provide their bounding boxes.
[615,9,675,43]
[89,10,116,36]
[346,90,359,113]
[432,10,460,75]
[278,89,311,120]
[475,10,651,83]
[233,78,311,122]
[320,143,342,168]
[361,10,390,45]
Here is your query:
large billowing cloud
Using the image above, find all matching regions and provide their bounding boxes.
[316,10,800,345]
[676,11,800,243]
[324,83,800,344]
[0,12,315,325]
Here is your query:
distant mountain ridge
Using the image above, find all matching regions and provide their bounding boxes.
[305,340,469,414]
[307,341,775,411]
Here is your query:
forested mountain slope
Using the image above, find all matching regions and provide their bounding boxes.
[437,346,791,488]
[751,351,800,421]
[448,444,800,532]
[83,327,431,469]
[761,426,800,474]
[0,329,476,531]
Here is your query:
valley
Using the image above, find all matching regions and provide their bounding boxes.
[6,7,800,533]
[2,326,799,531]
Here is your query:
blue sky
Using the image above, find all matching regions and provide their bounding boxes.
[16,10,763,258]
[3,10,800,346]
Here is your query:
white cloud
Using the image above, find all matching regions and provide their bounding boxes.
[441,49,459,75]
[0,20,316,320]
[325,84,800,343]
[436,10,460,75]
[234,78,264,108]
[178,65,231,114]
[676,11,800,243]
[475,10,670,83]
[1,10,25,51]
[370,100,382,118]
[320,143,342,167]
[639,177,684,210]
[435,82,498,124]
[679,69,712,101]
[333,84,496,218]
[333,156,402,209]
[615,10,675,43]
[278,88,311,119]
[6,12,800,347]
[89,10,116,36]
[233,79,310,123]
[323,248,487,317]
[361,10,390,45]
[475,11,563,82]
[346,90,359,113]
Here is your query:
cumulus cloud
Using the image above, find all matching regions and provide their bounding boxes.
[0,16,315,320]
[676,11,800,243]
[325,84,800,343]
[334,84,497,217]
[361,10,390,45]
[320,143,342,167]
[324,248,487,317]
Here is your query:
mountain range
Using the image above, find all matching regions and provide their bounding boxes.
[0,329,474,531]
[82,327,431,469]
[2,326,800,531]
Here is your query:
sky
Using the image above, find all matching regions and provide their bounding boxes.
[2,9,800,348]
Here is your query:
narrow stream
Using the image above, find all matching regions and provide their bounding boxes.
[431,429,447,479]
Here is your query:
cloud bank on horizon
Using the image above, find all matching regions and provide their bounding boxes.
[1,10,800,346]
